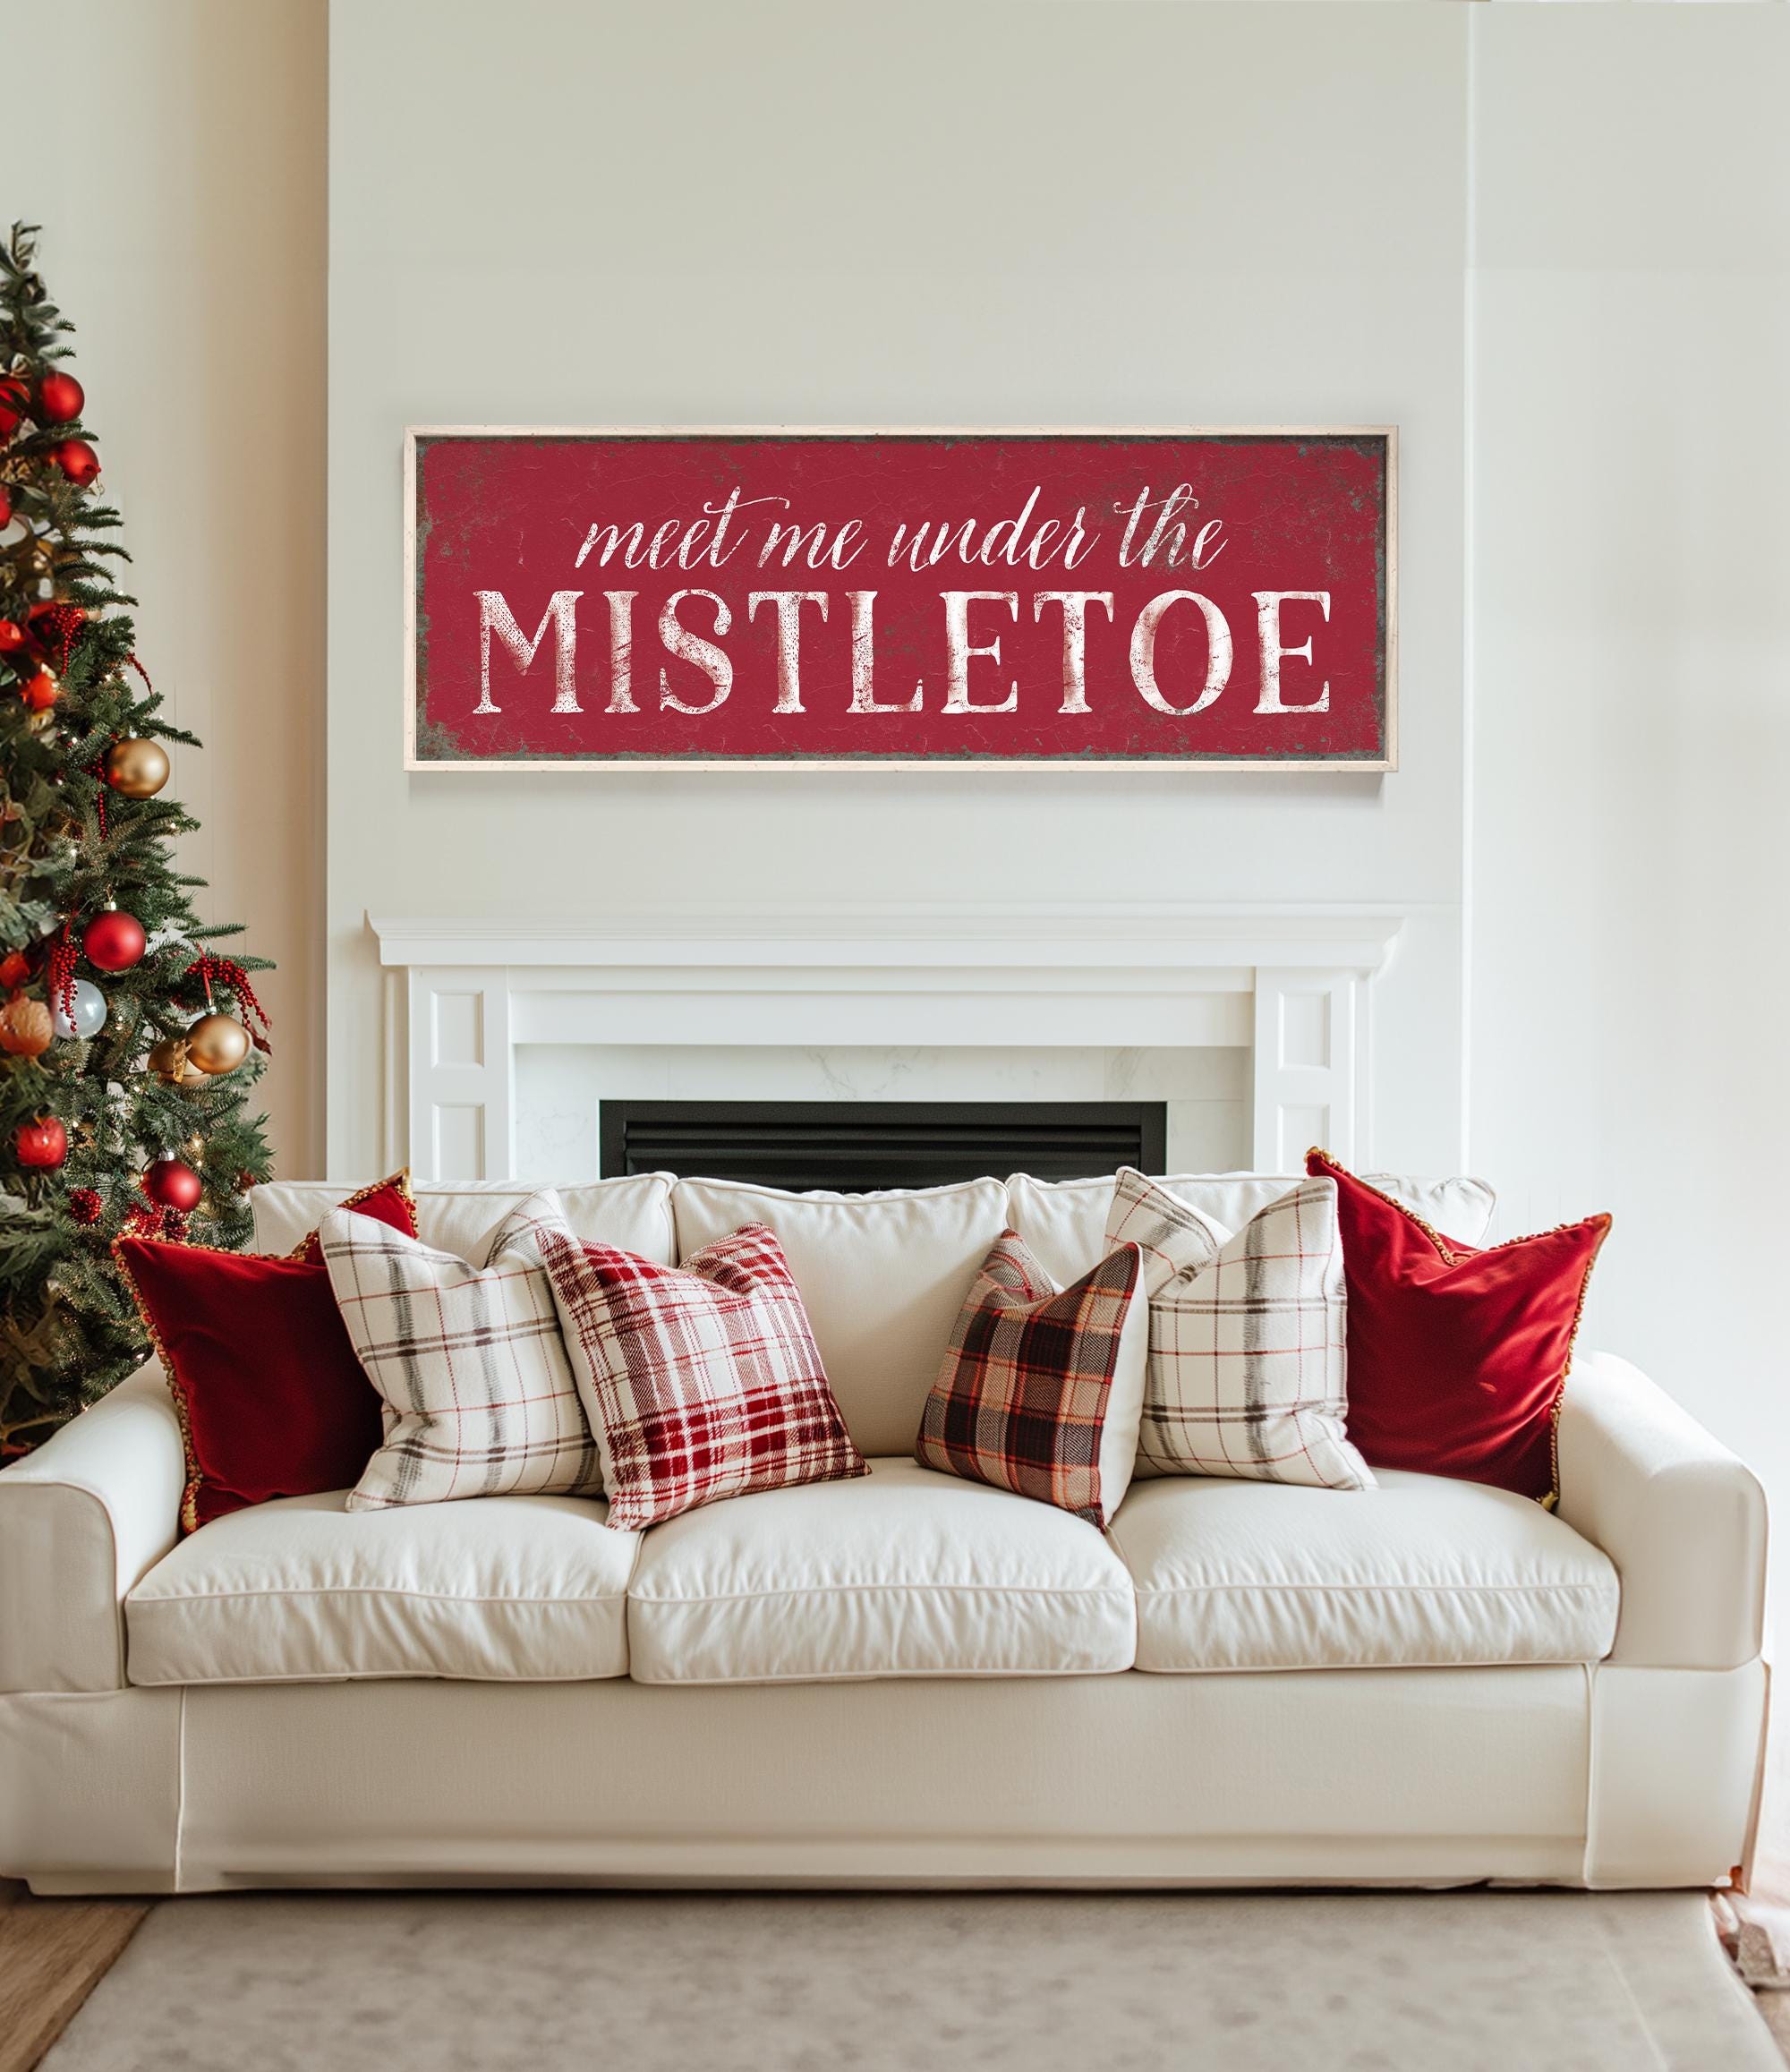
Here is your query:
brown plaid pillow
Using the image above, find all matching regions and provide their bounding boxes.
[915,1230,1146,1527]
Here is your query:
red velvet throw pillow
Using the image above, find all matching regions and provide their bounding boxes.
[114,1174,416,1532]
[1307,1150,1610,1505]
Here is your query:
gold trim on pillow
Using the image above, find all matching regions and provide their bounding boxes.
[283,1169,416,1261]
[111,1229,237,1536]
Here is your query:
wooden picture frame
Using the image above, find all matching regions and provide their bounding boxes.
[405,425,1397,772]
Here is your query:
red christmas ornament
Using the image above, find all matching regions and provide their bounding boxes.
[0,621,23,654]
[143,1156,202,1212]
[54,439,100,487]
[21,669,57,712]
[0,376,27,437]
[37,371,83,424]
[15,1117,68,1170]
[82,908,146,973]
[0,486,11,529]
[0,951,29,991]
[67,1186,103,1225]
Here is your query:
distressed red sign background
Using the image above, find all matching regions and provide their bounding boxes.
[406,429,1394,769]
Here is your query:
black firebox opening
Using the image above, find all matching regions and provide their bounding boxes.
[598,1100,1167,1194]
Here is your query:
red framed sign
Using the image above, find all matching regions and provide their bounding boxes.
[405,427,1396,771]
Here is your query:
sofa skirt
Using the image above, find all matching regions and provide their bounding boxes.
[0,1660,1766,1895]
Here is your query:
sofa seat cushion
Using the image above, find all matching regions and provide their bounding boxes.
[626,1456,1137,1684]
[1108,1471,1618,1673]
[126,1490,638,1686]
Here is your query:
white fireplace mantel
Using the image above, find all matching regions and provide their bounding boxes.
[367,905,1403,1181]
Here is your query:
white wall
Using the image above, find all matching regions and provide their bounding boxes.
[1469,6,1790,1597]
[327,1,1470,1177]
[17,4,1784,1597]
[328,0,1790,1590]
[36,4,1773,1589]
[1,0,328,1176]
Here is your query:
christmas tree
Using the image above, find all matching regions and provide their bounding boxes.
[0,223,274,1454]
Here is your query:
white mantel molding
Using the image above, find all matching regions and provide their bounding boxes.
[367,905,1403,1181]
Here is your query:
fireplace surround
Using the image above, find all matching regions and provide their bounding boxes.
[367,905,1402,1182]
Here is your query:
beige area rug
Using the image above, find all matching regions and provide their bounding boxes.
[40,1889,1778,2072]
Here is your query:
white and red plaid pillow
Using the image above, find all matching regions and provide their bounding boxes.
[320,1191,604,1511]
[1104,1168,1371,1490]
[915,1230,1147,1528]
[534,1218,866,1531]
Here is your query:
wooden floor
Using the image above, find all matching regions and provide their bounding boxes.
[0,1880,149,2072]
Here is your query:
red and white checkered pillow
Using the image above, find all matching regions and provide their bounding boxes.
[534,1218,867,1531]
[320,1191,603,1510]
[915,1230,1146,1528]
[1104,1167,1372,1490]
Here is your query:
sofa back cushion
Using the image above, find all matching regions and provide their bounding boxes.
[672,1177,1010,1456]
[1007,1169,1496,1286]
[251,1172,676,1266]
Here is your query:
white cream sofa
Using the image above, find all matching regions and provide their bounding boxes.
[0,1170,1769,1895]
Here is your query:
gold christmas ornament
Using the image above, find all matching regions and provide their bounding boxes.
[104,737,171,798]
[147,1035,209,1088]
[184,1010,251,1076]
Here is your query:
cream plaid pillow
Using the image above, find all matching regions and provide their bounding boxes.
[1105,1168,1371,1490]
[320,1190,602,1510]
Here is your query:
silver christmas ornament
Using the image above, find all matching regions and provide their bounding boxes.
[51,977,108,1042]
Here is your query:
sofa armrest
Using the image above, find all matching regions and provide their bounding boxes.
[1556,1351,1767,1670]
[0,1361,184,1692]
